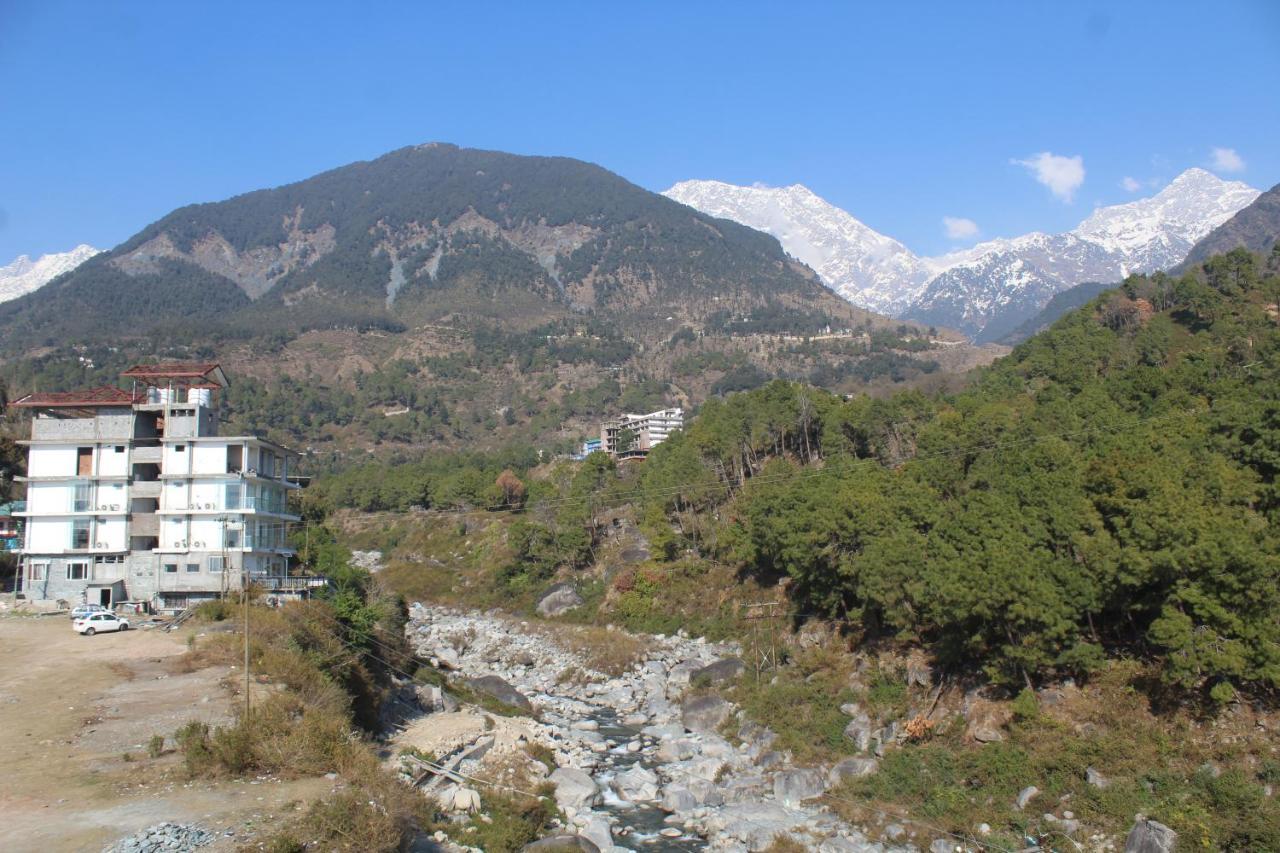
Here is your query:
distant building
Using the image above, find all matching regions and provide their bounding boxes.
[582,438,602,456]
[11,363,322,611]
[601,408,683,459]
[0,501,24,553]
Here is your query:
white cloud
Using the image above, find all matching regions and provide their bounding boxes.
[1012,151,1085,202]
[1120,176,1141,192]
[942,216,979,240]
[1210,147,1245,173]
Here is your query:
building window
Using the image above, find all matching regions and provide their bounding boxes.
[163,563,178,574]
[208,556,225,573]
[185,562,200,573]
[71,519,91,549]
[29,562,47,581]
[73,481,92,512]
[225,529,241,548]
[114,446,125,454]
[175,445,186,453]
[77,447,93,476]
[225,483,241,510]
[66,562,88,580]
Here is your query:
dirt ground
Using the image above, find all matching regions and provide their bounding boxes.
[0,615,332,852]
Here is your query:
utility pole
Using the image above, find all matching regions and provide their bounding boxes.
[243,569,250,719]
[742,601,782,681]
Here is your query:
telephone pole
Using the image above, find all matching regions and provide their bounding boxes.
[242,569,250,719]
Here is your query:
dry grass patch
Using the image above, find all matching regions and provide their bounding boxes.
[532,622,651,677]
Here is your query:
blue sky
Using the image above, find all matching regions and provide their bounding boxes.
[2,1,1278,262]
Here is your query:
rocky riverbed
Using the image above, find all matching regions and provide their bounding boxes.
[401,602,904,852]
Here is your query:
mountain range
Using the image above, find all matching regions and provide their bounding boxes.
[0,144,877,351]
[0,244,99,304]
[664,168,1260,341]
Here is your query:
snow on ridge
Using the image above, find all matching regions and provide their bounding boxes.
[0,244,101,304]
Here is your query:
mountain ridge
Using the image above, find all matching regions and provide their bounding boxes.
[665,168,1260,340]
[0,244,100,304]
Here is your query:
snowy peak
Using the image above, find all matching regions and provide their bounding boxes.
[663,179,934,316]
[0,244,101,304]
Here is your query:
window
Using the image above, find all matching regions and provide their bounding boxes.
[224,482,241,510]
[175,445,186,453]
[163,563,178,574]
[227,445,243,473]
[71,519,90,549]
[225,529,241,548]
[66,562,88,580]
[73,481,92,512]
[114,446,125,454]
[185,562,200,573]
[29,562,47,582]
[77,447,92,476]
[208,556,225,573]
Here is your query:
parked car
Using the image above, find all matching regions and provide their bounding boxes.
[70,603,109,621]
[74,612,130,635]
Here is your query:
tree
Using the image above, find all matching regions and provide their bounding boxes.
[494,469,526,508]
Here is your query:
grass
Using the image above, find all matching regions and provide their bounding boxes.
[827,661,1280,851]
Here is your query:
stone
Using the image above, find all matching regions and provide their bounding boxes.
[549,767,601,810]
[466,675,533,713]
[839,702,862,717]
[773,768,826,806]
[521,835,601,853]
[884,823,906,841]
[660,784,699,813]
[610,765,660,802]
[1015,785,1039,810]
[682,694,733,734]
[536,583,584,618]
[685,777,724,807]
[930,839,957,853]
[1124,817,1178,853]
[705,802,801,850]
[580,815,613,851]
[842,713,874,752]
[828,757,879,786]
[971,725,1004,743]
[435,646,461,670]
[415,684,459,713]
[656,737,698,762]
[452,787,482,813]
[691,657,746,685]
[1086,766,1110,789]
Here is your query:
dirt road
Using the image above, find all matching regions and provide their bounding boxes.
[0,615,330,852]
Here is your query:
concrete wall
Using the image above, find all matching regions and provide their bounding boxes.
[99,445,129,476]
[28,445,78,477]
[192,443,227,475]
[29,409,134,441]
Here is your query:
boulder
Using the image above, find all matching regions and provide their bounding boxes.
[435,646,461,670]
[843,713,874,752]
[660,784,698,813]
[1015,785,1039,810]
[536,583,584,618]
[706,802,803,850]
[580,816,613,852]
[656,737,698,762]
[828,757,879,786]
[466,675,533,713]
[522,836,601,853]
[548,767,601,810]
[1086,766,1110,789]
[682,694,733,734]
[610,765,660,802]
[930,839,956,853]
[691,657,746,686]
[773,768,826,806]
[414,684,459,713]
[1124,817,1178,853]
[452,787,482,813]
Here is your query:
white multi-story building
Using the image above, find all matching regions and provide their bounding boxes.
[13,363,319,611]
[601,408,684,458]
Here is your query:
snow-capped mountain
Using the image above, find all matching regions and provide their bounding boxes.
[665,169,1260,340]
[662,180,934,316]
[0,244,100,304]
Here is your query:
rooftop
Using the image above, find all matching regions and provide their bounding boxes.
[121,362,228,387]
[10,386,144,409]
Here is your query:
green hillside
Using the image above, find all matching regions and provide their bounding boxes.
[0,143,868,350]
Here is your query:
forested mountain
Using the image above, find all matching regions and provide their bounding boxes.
[0,143,871,351]
[995,279,1115,344]
[1181,181,1280,268]
[631,247,1280,698]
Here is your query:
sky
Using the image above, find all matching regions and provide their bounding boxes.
[2,1,1278,262]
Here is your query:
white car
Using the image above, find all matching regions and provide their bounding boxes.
[70,603,109,621]
[74,612,130,635]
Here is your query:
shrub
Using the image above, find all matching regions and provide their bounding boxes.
[147,734,165,759]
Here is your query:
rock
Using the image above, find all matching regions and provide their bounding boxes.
[1124,817,1178,853]
[964,696,1009,744]
[691,657,746,685]
[666,659,704,694]
[773,768,826,806]
[977,822,991,835]
[1015,785,1039,810]
[452,787,482,813]
[656,737,698,762]
[1086,766,1110,789]
[842,713,874,752]
[522,835,601,853]
[839,702,862,717]
[685,777,724,807]
[906,654,933,688]
[549,767,601,810]
[435,646,461,670]
[415,684,459,713]
[659,827,683,838]
[706,802,801,850]
[513,650,537,666]
[102,823,215,853]
[536,583,584,618]
[884,823,906,841]
[610,765,660,802]
[682,694,733,734]
[580,815,613,851]
[660,784,699,813]
[828,757,879,786]
[466,675,533,712]
[971,725,1004,743]
[931,840,957,853]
